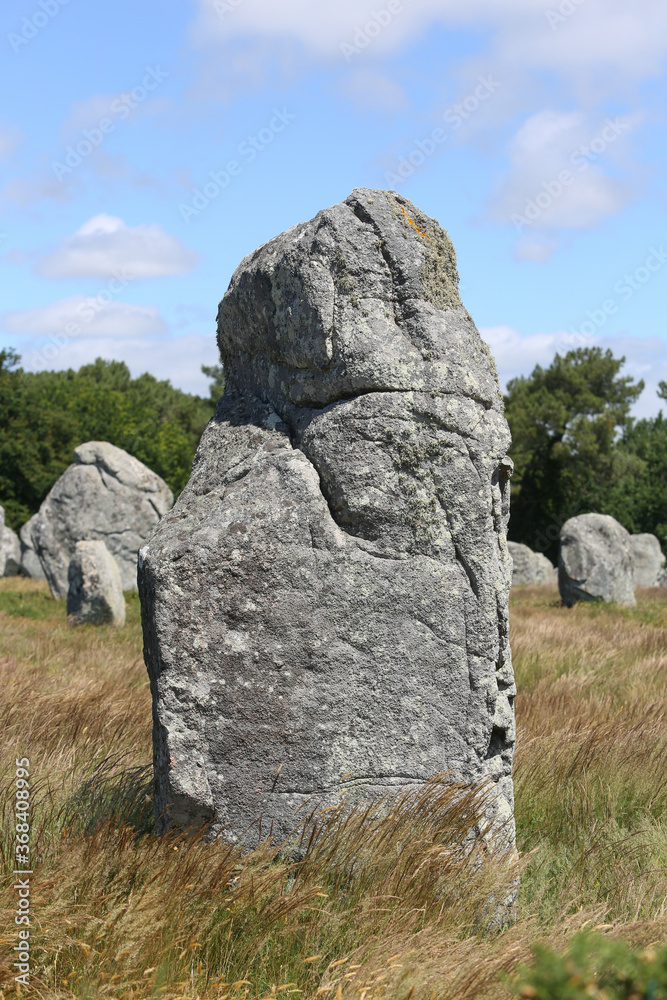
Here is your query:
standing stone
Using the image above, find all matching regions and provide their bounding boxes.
[629,533,665,587]
[0,506,21,577]
[19,515,46,580]
[67,540,126,626]
[31,442,173,599]
[508,541,557,586]
[139,188,516,849]
[559,513,636,607]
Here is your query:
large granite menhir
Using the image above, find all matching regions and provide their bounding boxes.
[139,188,516,849]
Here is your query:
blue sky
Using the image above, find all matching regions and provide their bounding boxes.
[1,0,665,413]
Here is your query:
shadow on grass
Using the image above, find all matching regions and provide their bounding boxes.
[64,754,154,837]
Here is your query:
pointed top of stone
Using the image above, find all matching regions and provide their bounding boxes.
[217,188,500,411]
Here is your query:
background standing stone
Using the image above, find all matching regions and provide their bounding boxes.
[31,441,173,599]
[139,188,516,849]
[19,514,46,579]
[0,505,21,577]
[559,513,636,607]
[508,541,557,586]
[629,533,665,587]
[67,540,126,626]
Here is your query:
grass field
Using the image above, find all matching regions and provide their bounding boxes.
[1,578,666,999]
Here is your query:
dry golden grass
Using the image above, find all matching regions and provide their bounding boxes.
[1,578,666,999]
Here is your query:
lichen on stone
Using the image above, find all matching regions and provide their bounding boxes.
[420,225,462,311]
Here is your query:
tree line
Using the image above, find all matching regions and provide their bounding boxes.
[505,346,667,562]
[1,345,666,564]
[0,349,223,531]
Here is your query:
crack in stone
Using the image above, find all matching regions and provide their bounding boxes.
[273,775,434,795]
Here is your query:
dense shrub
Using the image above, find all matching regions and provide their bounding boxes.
[511,933,667,999]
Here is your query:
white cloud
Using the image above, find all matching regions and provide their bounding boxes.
[187,0,662,251]
[60,95,121,136]
[1,154,159,207]
[480,324,667,418]
[60,90,169,137]
[514,233,561,263]
[0,77,169,208]
[191,0,667,86]
[2,174,74,206]
[481,324,593,387]
[3,296,167,340]
[511,2,667,87]
[192,0,522,56]
[487,109,638,255]
[598,334,667,419]
[14,332,220,396]
[37,215,198,279]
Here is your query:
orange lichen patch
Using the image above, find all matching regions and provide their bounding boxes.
[399,203,430,239]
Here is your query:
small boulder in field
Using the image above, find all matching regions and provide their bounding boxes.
[19,515,46,579]
[0,506,21,577]
[629,533,665,587]
[31,441,173,599]
[559,513,636,607]
[508,541,557,586]
[67,540,126,627]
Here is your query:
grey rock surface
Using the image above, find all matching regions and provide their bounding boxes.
[629,533,665,587]
[559,513,636,607]
[67,540,126,626]
[0,506,21,577]
[508,541,557,586]
[139,188,516,850]
[32,441,173,599]
[19,515,46,579]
